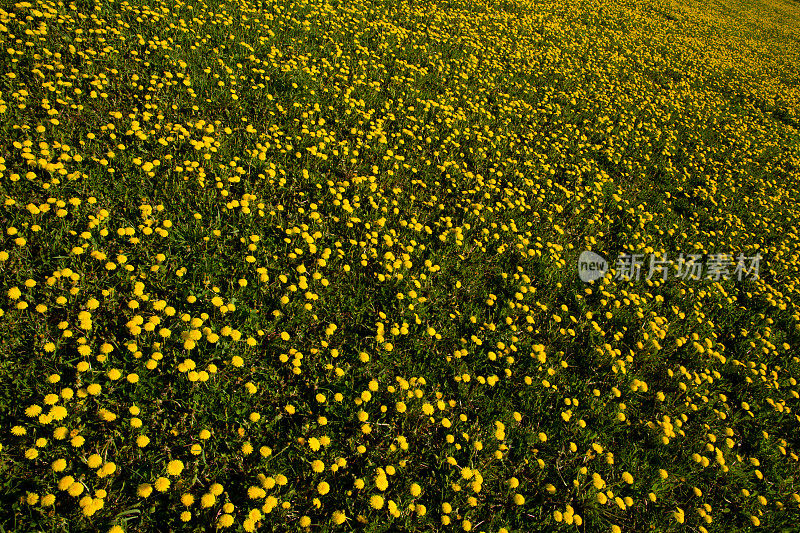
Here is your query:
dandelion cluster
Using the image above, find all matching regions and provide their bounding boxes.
[1,0,800,530]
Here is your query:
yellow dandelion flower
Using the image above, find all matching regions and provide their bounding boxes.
[167,460,184,476]
[68,482,84,497]
[370,495,384,509]
[331,510,346,524]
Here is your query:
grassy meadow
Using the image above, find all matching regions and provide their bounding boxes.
[2,0,800,530]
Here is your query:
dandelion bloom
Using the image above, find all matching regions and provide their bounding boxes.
[331,510,346,524]
[370,495,384,509]
[154,477,171,492]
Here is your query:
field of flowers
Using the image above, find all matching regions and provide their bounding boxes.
[2,0,800,530]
